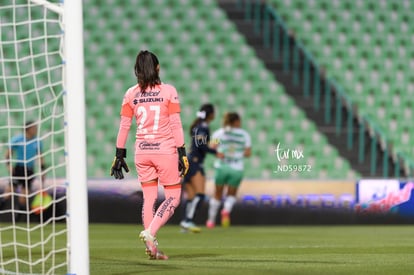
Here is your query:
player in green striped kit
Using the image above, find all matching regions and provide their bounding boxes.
[206,112,251,228]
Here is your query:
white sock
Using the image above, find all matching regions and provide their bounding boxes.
[184,200,192,221]
[208,198,221,223]
[186,196,200,221]
[223,196,237,213]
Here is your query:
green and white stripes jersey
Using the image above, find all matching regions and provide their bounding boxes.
[211,127,251,171]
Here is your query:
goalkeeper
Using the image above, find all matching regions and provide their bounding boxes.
[1,121,46,214]
[110,50,188,260]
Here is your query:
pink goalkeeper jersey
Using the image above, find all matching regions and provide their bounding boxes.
[119,83,181,155]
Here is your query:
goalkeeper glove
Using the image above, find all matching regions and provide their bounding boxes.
[177,145,189,177]
[110,148,129,179]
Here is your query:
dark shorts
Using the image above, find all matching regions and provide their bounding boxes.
[183,159,205,184]
[11,166,35,189]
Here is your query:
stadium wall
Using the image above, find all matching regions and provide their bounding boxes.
[1,179,413,224]
[86,179,414,225]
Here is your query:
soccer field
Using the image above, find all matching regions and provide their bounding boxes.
[89,224,414,275]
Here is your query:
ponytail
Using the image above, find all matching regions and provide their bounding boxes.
[189,118,203,136]
[134,50,161,92]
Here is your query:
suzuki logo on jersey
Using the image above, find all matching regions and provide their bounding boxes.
[139,141,161,150]
[133,97,163,104]
[139,97,163,103]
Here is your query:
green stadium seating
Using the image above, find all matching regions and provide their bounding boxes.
[0,0,360,180]
[84,0,360,179]
[268,0,414,162]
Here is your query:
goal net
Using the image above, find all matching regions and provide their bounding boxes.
[0,1,88,274]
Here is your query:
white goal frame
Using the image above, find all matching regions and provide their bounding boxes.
[62,0,89,274]
[31,0,90,274]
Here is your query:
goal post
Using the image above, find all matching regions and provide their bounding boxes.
[63,0,89,274]
[0,0,89,274]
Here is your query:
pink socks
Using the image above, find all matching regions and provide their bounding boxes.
[141,182,181,237]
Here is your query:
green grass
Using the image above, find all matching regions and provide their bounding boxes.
[0,223,67,275]
[1,224,414,274]
[89,224,414,275]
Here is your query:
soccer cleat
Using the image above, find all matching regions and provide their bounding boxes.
[180,220,201,233]
[139,229,158,258]
[221,210,230,228]
[149,250,169,260]
[206,220,215,229]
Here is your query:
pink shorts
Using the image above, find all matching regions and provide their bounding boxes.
[135,153,181,186]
